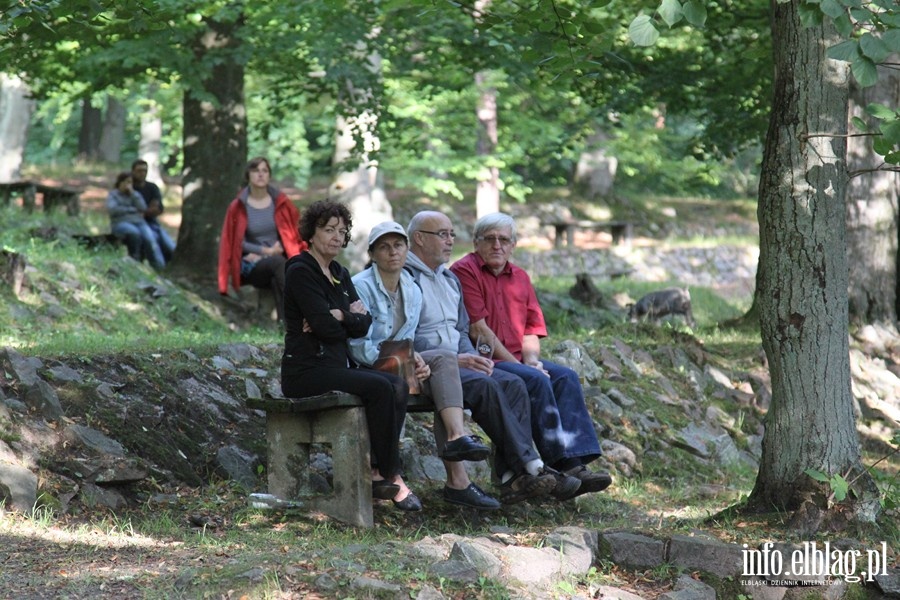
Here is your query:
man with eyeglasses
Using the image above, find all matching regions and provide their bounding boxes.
[405,210,582,504]
[450,212,612,500]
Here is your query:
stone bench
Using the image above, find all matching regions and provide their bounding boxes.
[543,219,633,249]
[247,391,436,527]
[0,180,82,216]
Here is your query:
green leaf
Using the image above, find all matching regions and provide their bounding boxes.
[866,103,897,120]
[826,40,859,62]
[628,15,659,47]
[833,14,853,37]
[851,55,878,87]
[849,8,871,23]
[891,430,900,447]
[658,0,683,27]
[850,116,868,132]
[831,474,849,502]
[805,468,830,483]
[873,135,894,156]
[886,152,900,165]
[799,3,824,27]
[820,0,846,18]
[683,1,707,27]
[883,31,900,53]
[881,120,900,145]
[859,33,891,63]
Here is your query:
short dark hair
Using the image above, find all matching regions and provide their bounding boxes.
[131,159,148,170]
[243,156,271,186]
[114,171,132,188]
[300,200,353,248]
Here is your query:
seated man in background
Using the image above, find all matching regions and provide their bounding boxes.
[450,212,612,500]
[131,159,176,265]
[405,210,582,504]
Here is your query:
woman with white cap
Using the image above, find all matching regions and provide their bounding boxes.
[350,221,501,510]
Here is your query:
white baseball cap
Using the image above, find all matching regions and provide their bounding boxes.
[368,221,408,248]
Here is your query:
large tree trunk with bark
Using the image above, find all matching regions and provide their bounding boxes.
[77,98,102,161]
[475,70,499,218]
[747,0,876,524]
[846,57,900,326]
[0,74,33,182]
[330,45,391,273]
[98,96,125,164]
[139,86,165,190]
[173,16,247,281]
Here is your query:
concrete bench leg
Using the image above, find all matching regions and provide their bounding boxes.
[265,407,373,528]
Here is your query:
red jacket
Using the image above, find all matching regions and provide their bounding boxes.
[217,188,306,294]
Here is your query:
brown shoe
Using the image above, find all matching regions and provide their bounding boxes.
[498,471,555,504]
[563,465,612,497]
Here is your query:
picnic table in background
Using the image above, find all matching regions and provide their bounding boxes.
[0,180,82,216]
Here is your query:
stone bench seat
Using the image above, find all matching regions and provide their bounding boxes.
[247,391,435,527]
[542,219,633,248]
[0,180,82,216]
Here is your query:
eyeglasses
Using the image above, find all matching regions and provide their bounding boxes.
[478,235,514,246]
[419,230,456,240]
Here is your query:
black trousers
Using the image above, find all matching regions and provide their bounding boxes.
[281,363,409,479]
[459,366,540,478]
[243,255,286,321]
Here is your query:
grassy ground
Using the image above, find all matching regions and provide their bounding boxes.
[0,174,897,599]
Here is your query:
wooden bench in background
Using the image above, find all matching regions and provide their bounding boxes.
[543,219,633,249]
[247,392,436,528]
[0,180,82,216]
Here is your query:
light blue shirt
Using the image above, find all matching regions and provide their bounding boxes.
[349,266,424,366]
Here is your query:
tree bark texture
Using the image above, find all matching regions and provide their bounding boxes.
[475,70,499,219]
[846,57,900,326]
[175,17,247,279]
[0,74,33,182]
[749,0,870,514]
[77,98,102,161]
[139,86,165,190]
[330,45,391,273]
[98,96,125,164]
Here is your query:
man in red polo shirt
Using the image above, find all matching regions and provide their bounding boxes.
[451,212,611,500]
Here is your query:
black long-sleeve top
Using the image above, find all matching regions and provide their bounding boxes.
[282,251,372,370]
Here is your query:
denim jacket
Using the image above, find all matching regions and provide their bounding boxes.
[349,266,424,366]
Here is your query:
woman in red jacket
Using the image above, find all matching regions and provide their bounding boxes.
[217,157,307,321]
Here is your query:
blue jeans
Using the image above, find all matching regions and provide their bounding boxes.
[495,359,601,467]
[147,220,176,263]
[112,220,165,269]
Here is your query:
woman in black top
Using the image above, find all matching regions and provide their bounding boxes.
[281,200,419,511]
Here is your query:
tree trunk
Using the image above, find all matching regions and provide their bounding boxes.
[0,74,33,182]
[139,86,165,191]
[173,16,247,280]
[330,46,391,273]
[846,57,900,326]
[748,0,876,522]
[475,70,499,219]
[77,98,102,162]
[98,96,125,164]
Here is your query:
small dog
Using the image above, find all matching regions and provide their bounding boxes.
[627,287,695,328]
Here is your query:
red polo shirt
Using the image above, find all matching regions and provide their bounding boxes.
[451,252,547,361]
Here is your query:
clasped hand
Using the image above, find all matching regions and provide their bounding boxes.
[413,352,431,381]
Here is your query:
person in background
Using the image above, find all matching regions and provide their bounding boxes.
[450,212,612,500]
[405,210,581,505]
[281,201,420,512]
[106,171,165,270]
[349,221,500,510]
[131,159,176,264]
[217,156,306,321]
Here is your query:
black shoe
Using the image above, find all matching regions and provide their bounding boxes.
[392,491,423,512]
[372,479,401,500]
[564,465,613,495]
[442,435,491,462]
[542,466,582,501]
[442,483,501,510]
[498,470,556,504]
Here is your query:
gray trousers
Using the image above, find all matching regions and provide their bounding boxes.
[419,348,464,454]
